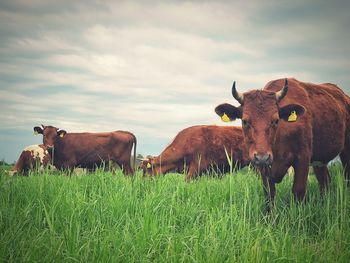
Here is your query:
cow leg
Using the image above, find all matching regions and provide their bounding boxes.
[340,149,350,186]
[184,158,209,182]
[261,174,276,211]
[59,164,74,176]
[114,158,134,176]
[121,162,134,176]
[66,167,74,176]
[313,165,331,195]
[185,163,199,182]
[292,159,310,201]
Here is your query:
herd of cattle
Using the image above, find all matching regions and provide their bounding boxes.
[10,78,350,203]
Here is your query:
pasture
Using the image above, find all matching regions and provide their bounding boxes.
[0,164,349,262]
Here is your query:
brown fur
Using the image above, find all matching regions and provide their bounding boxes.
[140,125,249,181]
[33,125,137,175]
[216,78,350,201]
[11,144,51,176]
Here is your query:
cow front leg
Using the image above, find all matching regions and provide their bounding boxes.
[185,164,199,182]
[261,174,276,211]
[340,148,350,186]
[292,158,310,201]
[313,165,330,195]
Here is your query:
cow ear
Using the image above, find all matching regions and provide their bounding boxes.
[215,103,242,122]
[33,126,43,135]
[279,104,306,122]
[58,130,67,138]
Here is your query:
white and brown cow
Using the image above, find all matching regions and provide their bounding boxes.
[10,144,51,176]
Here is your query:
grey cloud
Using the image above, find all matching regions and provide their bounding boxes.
[0,0,349,162]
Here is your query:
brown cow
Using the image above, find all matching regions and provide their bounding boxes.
[10,144,51,176]
[215,78,350,203]
[33,125,137,175]
[139,125,249,181]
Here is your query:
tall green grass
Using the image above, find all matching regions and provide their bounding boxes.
[0,164,349,262]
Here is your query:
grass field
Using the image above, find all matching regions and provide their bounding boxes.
[0,164,349,262]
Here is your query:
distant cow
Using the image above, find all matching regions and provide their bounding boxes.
[33,125,137,175]
[215,78,350,203]
[10,144,51,176]
[139,125,249,181]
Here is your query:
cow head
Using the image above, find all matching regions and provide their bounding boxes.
[138,157,154,176]
[215,79,305,167]
[33,125,67,149]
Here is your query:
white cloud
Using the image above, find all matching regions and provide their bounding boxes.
[13,35,82,52]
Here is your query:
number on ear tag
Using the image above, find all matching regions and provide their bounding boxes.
[147,163,151,169]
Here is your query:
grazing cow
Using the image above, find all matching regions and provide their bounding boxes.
[215,78,350,203]
[10,144,51,176]
[139,125,249,181]
[33,125,137,175]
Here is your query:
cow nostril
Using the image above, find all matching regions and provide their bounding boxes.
[263,154,270,162]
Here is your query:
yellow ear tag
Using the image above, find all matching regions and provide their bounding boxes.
[59,133,64,138]
[147,162,151,169]
[34,131,38,135]
[221,113,231,122]
[288,111,297,122]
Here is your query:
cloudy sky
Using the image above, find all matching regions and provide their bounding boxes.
[1,0,349,163]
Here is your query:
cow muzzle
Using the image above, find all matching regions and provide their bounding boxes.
[252,152,273,167]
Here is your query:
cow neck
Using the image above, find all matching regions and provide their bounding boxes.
[52,138,64,165]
